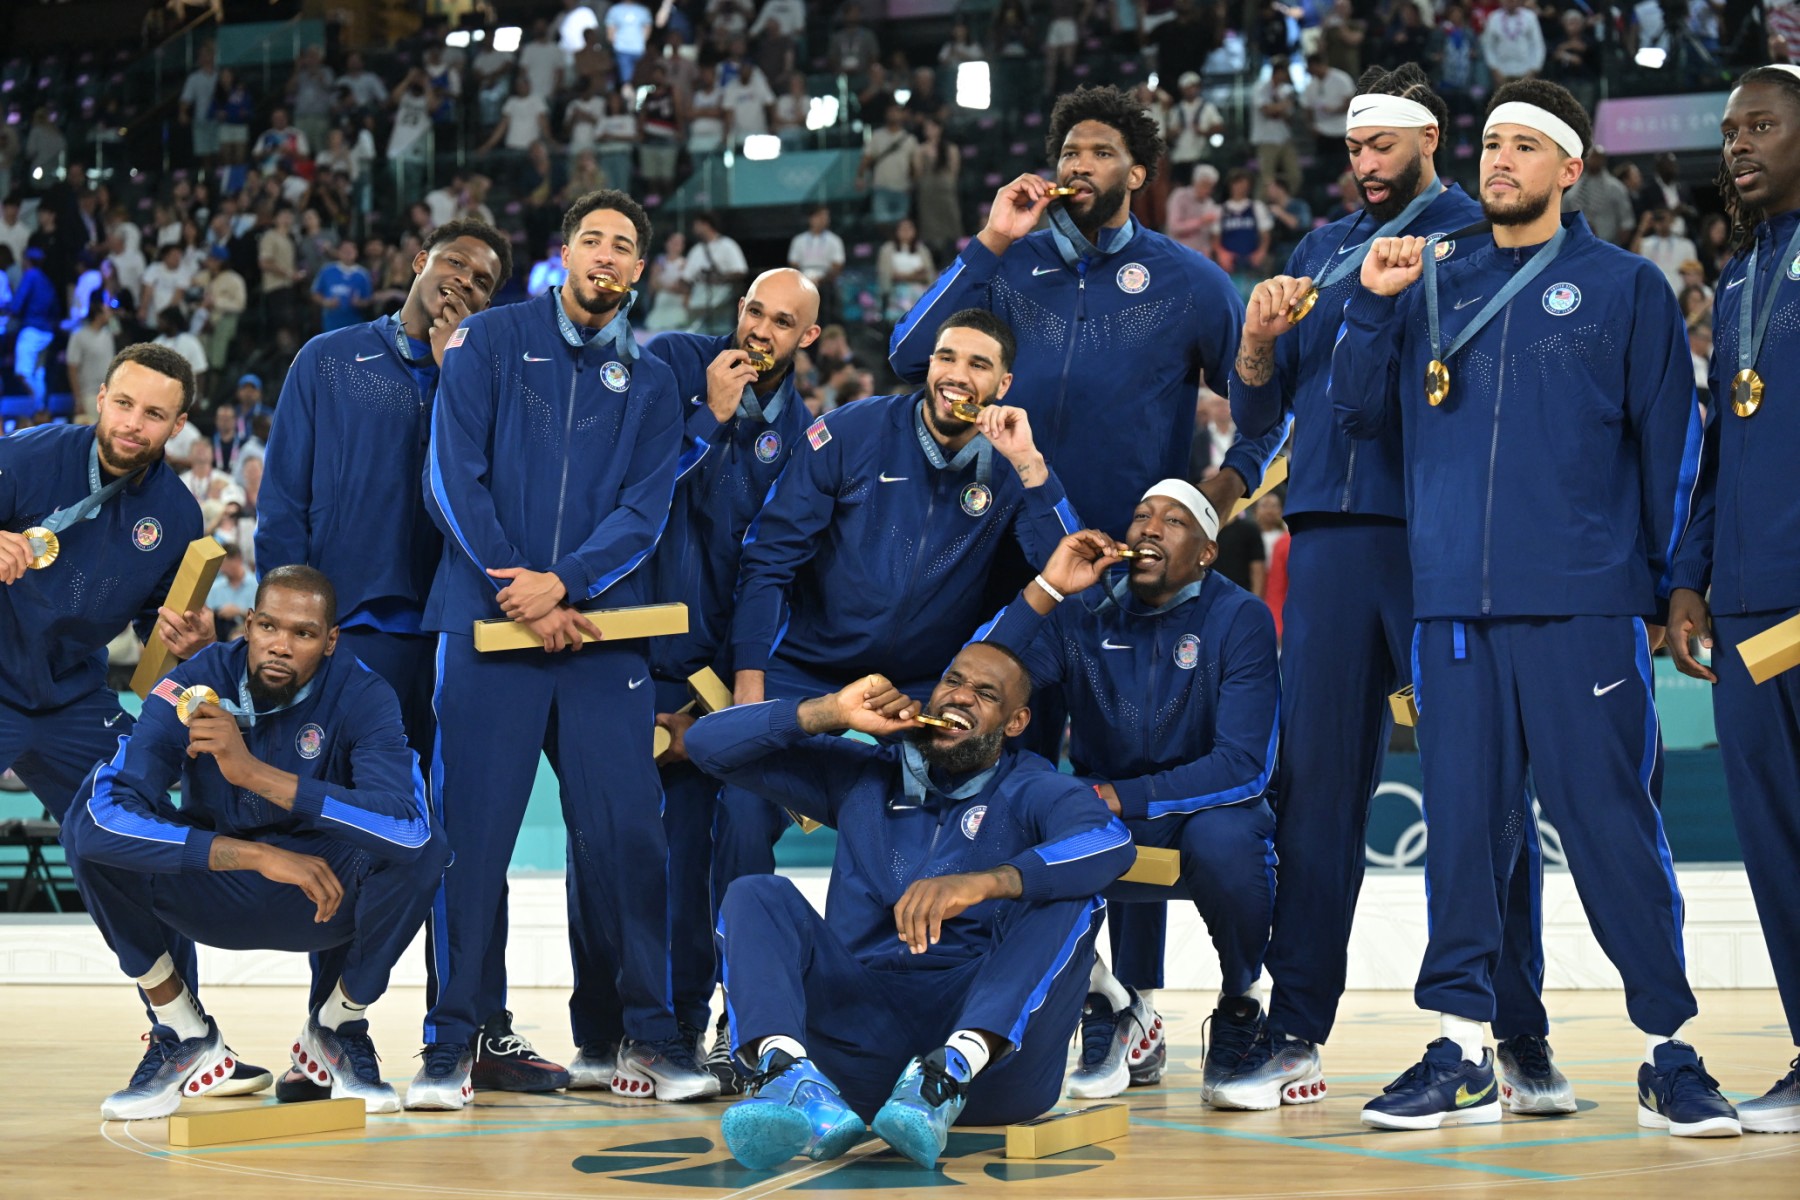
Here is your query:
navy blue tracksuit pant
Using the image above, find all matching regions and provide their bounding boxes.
[1713,608,1800,1044]
[718,873,1103,1126]
[424,633,676,1048]
[1412,616,1697,1037]
[568,678,721,1048]
[1264,521,1548,1043]
[336,626,437,768]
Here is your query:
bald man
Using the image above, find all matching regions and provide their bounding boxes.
[563,269,822,1089]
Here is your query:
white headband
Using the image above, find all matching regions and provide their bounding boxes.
[1346,94,1437,131]
[1141,479,1221,541]
[1761,64,1800,83]
[1484,101,1585,159]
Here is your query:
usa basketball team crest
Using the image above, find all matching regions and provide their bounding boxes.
[960,482,992,516]
[132,517,162,551]
[960,804,987,839]
[296,724,324,759]
[1542,282,1582,316]
[1115,262,1150,293]
[1174,633,1201,670]
[1788,249,1800,281]
[600,361,631,392]
[754,430,782,463]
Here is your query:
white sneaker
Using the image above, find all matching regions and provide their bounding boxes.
[101,1019,233,1120]
[1066,988,1164,1100]
[568,1043,617,1090]
[405,1043,474,1111]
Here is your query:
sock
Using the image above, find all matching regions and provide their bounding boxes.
[134,953,176,993]
[317,980,368,1031]
[945,1029,992,1079]
[1138,988,1159,1013]
[1439,1013,1485,1064]
[755,1035,806,1063]
[1088,960,1132,1012]
[1646,1025,1685,1065]
[150,984,208,1041]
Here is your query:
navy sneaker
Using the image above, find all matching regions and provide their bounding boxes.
[1637,1041,1741,1137]
[1361,1038,1501,1130]
[1201,996,1264,1101]
[1496,1034,1576,1114]
[1208,1027,1325,1110]
[293,1011,400,1113]
[1067,988,1165,1099]
[705,1012,745,1097]
[405,1042,475,1111]
[275,1067,330,1103]
[720,1049,865,1169]
[470,1010,570,1093]
[1739,1055,1800,1134]
[871,1047,970,1168]
[101,1020,233,1120]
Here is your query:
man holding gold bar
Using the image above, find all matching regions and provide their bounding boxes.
[413,190,712,1108]
[559,268,821,1092]
[975,482,1276,1106]
[1226,64,1552,1113]
[1332,82,1734,1137]
[1666,64,1800,1134]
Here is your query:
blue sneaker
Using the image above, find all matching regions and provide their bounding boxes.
[721,1050,865,1170]
[404,1042,475,1111]
[1496,1034,1576,1114]
[294,1010,400,1113]
[1637,1041,1741,1137]
[871,1048,969,1168]
[1200,996,1263,1100]
[1739,1055,1800,1134]
[1361,1038,1501,1130]
[101,1019,233,1120]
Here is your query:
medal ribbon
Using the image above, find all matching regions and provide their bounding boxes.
[37,441,137,548]
[1315,180,1446,291]
[1425,222,1569,373]
[225,670,319,729]
[897,740,999,807]
[1736,220,1800,380]
[1048,206,1137,267]
[912,400,993,485]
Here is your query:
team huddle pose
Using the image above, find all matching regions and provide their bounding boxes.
[2,63,1796,1172]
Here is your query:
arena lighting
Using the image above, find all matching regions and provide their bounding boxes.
[894,88,912,105]
[806,94,839,130]
[1636,47,1667,68]
[956,61,990,110]
[445,30,471,48]
[743,134,781,161]
[494,26,523,52]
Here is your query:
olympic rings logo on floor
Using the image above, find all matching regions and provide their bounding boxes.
[1364,782,1566,870]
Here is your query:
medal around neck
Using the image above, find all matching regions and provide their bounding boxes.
[1425,359,1451,407]
[22,527,59,570]
[1288,286,1319,323]
[176,684,221,726]
[1732,369,1764,418]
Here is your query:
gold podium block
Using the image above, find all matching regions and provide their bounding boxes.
[1119,845,1180,886]
[1004,1103,1128,1159]
[1230,455,1289,520]
[686,667,822,833]
[472,603,688,652]
[1740,613,1800,685]
[1389,685,1418,727]
[130,538,227,699]
[166,1097,365,1147]
[653,726,671,758]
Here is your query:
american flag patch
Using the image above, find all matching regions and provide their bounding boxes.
[806,417,831,450]
[445,326,469,350]
[150,677,183,707]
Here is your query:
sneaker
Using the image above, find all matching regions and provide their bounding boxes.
[1739,1056,1800,1134]
[292,1011,401,1113]
[706,1012,745,1097]
[101,1019,234,1120]
[1207,1028,1326,1110]
[721,1049,865,1170]
[1066,988,1165,1099]
[1496,1035,1576,1114]
[209,1054,274,1097]
[405,1042,475,1111]
[470,1010,570,1092]
[275,1067,330,1103]
[1361,1039,1501,1131]
[568,1042,617,1091]
[871,1048,969,1169]
[1201,996,1263,1102]
[1637,1042,1741,1137]
[613,1034,721,1101]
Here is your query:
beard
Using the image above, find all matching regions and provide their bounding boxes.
[1074,178,1130,234]
[1360,153,1426,223]
[914,727,1005,775]
[921,382,992,440]
[247,661,301,709]
[96,427,162,476]
[1481,179,1555,227]
[733,333,789,380]
[568,276,628,317]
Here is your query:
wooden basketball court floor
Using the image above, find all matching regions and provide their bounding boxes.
[5,985,1795,1199]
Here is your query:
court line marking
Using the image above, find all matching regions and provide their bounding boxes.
[1131,1116,1573,1181]
[148,1112,697,1155]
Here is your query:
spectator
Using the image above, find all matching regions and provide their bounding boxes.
[1264,175,1312,262]
[1257,493,1290,637]
[518,20,564,99]
[385,75,435,166]
[1250,69,1301,198]
[1189,386,1238,481]
[912,116,963,265]
[1636,150,1696,230]
[315,127,358,181]
[1631,207,1698,293]
[683,211,748,332]
[213,67,253,165]
[209,398,246,474]
[1566,146,1636,245]
[876,216,935,323]
[642,229,690,333]
[311,236,373,332]
[1301,53,1356,181]
[607,0,655,84]
[64,295,114,422]
[423,171,466,228]
[179,41,220,169]
[1384,3,1433,70]
[201,245,245,371]
[105,227,146,301]
[594,92,640,190]
[1150,0,1219,87]
[990,0,1034,58]
[254,108,311,173]
[339,52,390,116]
[205,544,257,640]
[481,73,553,156]
[237,413,272,475]
[286,45,336,154]
[788,204,845,323]
[856,62,897,128]
[1482,0,1546,87]
[163,403,202,471]
[1322,0,1369,77]
[1166,163,1223,257]
[235,373,273,433]
[1213,509,1268,596]
[829,3,882,75]
[1043,0,1084,96]
[637,62,684,192]
[177,437,238,510]
[0,124,16,201]
[1695,212,1731,283]
[564,148,606,201]
[258,205,303,329]
[751,0,808,43]
[721,41,776,147]
[1214,168,1272,290]
[687,63,728,155]
[23,108,67,189]
[154,305,209,391]
[473,35,519,127]
[139,242,192,324]
[860,106,919,227]
[295,208,335,280]
[564,75,608,158]
[1679,282,1712,331]
[939,18,985,68]
[1434,5,1480,102]
[1678,258,1712,303]
[0,196,28,283]
[557,0,601,56]
[1548,8,1600,108]
[773,72,812,150]
[1167,72,1225,181]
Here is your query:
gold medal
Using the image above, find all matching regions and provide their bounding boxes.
[1732,368,1764,418]
[594,275,630,295]
[1425,359,1451,407]
[913,712,966,730]
[22,526,59,570]
[1046,185,1080,198]
[175,684,221,726]
[1114,546,1157,560]
[746,346,775,373]
[948,398,983,423]
[1288,286,1319,324]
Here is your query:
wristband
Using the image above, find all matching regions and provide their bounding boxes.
[1032,574,1065,604]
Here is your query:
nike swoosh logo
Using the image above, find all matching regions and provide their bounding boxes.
[628,677,646,689]
[104,713,124,728]
[1349,106,1373,120]
[1338,242,1368,256]
[1455,1081,1495,1107]
[878,472,909,483]
[1101,638,1132,650]
[1593,679,1625,696]
[1725,277,1746,290]
[523,353,552,362]
[1454,296,1484,310]
[354,352,382,362]
[1032,266,1062,276]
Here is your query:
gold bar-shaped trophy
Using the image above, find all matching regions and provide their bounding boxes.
[1119,845,1180,886]
[473,602,689,652]
[1004,1103,1128,1159]
[1230,454,1290,520]
[1739,613,1800,685]
[688,668,822,833]
[1389,684,1419,727]
[130,538,228,699]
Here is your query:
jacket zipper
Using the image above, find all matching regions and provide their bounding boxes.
[1143,619,1162,765]
[551,353,583,563]
[1048,262,1088,452]
[883,472,936,662]
[1479,303,1514,615]
[1340,442,1358,512]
